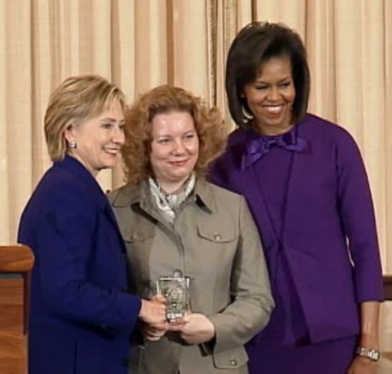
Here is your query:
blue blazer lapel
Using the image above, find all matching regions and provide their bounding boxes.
[102,201,127,254]
[57,155,127,254]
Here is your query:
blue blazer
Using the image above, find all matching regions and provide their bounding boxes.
[211,114,384,347]
[18,155,141,374]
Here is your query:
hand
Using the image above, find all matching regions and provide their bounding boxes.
[138,294,166,326]
[143,321,168,342]
[167,313,215,345]
[347,356,378,374]
[143,304,188,342]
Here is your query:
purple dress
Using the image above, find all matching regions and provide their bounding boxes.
[210,114,383,373]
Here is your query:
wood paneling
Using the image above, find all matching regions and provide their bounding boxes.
[0,278,26,374]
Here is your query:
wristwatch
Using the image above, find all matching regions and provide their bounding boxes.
[356,347,381,362]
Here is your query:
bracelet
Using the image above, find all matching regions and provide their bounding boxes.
[356,347,381,362]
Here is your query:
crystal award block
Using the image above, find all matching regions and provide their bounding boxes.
[156,270,191,320]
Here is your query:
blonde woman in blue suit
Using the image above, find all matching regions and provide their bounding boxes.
[18,75,166,374]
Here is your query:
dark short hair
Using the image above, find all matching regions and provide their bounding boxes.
[225,21,310,128]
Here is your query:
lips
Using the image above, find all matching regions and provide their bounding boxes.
[103,147,120,155]
[169,160,188,166]
[263,104,284,114]
[262,104,285,117]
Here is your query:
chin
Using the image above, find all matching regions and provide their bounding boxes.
[101,162,117,170]
[169,172,192,181]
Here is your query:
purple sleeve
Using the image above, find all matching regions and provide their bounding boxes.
[336,129,384,302]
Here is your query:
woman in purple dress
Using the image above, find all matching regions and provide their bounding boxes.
[210,22,383,374]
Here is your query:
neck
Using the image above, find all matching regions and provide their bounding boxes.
[67,153,99,178]
[157,177,189,195]
[255,123,294,136]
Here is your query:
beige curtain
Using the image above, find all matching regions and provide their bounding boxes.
[0,0,391,365]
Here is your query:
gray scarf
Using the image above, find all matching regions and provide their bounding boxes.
[148,173,196,223]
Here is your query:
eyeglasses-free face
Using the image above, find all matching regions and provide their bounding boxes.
[243,56,296,135]
[65,101,125,177]
[149,111,199,194]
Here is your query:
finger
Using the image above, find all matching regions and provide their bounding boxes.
[151,294,166,303]
[152,322,168,331]
[180,333,195,345]
[146,335,162,342]
[182,315,192,323]
[166,323,185,332]
[146,330,165,339]
[154,312,167,323]
[168,316,188,325]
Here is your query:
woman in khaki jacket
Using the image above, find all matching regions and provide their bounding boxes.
[108,85,274,374]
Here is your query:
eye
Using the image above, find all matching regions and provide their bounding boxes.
[119,123,125,131]
[101,123,113,130]
[279,82,291,88]
[255,84,269,91]
[184,133,196,141]
[157,138,170,144]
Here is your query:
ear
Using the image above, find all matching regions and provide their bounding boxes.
[239,91,247,100]
[64,124,76,144]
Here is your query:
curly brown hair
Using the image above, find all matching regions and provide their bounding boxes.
[122,85,227,185]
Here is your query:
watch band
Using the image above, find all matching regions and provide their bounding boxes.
[356,347,381,362]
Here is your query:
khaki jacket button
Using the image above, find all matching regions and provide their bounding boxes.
[213,233,221,241]
[230,359,237,366]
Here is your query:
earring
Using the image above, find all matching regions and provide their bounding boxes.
[69,141,77,149]
[241,105,254,123]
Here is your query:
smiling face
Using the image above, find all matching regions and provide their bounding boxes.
[149,110,199,194]
[243,56,296,135]
[65,101,125,176]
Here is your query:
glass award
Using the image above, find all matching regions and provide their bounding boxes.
[156,270,191,320]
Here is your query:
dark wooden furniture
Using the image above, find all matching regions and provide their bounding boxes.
[0,245,34,374]
[384,275,392,301]
[0,245,34,333]
[382,275,392,367]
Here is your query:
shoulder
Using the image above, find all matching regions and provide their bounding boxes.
[199,180,246,215]
[227,127,248,145]
[301,113,356,141]
[300,113,360,150]
[107,184,139,208]
[34,164,101,213]
[208,182,243,200]
[211,128,248,173]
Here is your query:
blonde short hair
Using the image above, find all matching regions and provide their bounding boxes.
[122,85,227,185]
[44,74,126,161]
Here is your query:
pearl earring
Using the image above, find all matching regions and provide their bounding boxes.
[69,141,77,149]
[241,105,254,123]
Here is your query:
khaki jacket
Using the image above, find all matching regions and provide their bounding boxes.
[108,179,274,374]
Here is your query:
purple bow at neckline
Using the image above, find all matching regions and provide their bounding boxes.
[242,129,308,169]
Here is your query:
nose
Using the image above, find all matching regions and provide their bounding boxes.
[267,86,279,101]
[173,139,186,155]
[113,126,125,145]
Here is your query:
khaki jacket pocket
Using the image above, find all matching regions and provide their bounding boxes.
[196,222,236,243]
[124,226,155,243]
[212,346,248,370]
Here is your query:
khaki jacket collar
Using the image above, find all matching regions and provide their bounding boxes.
[111,178,216,213]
